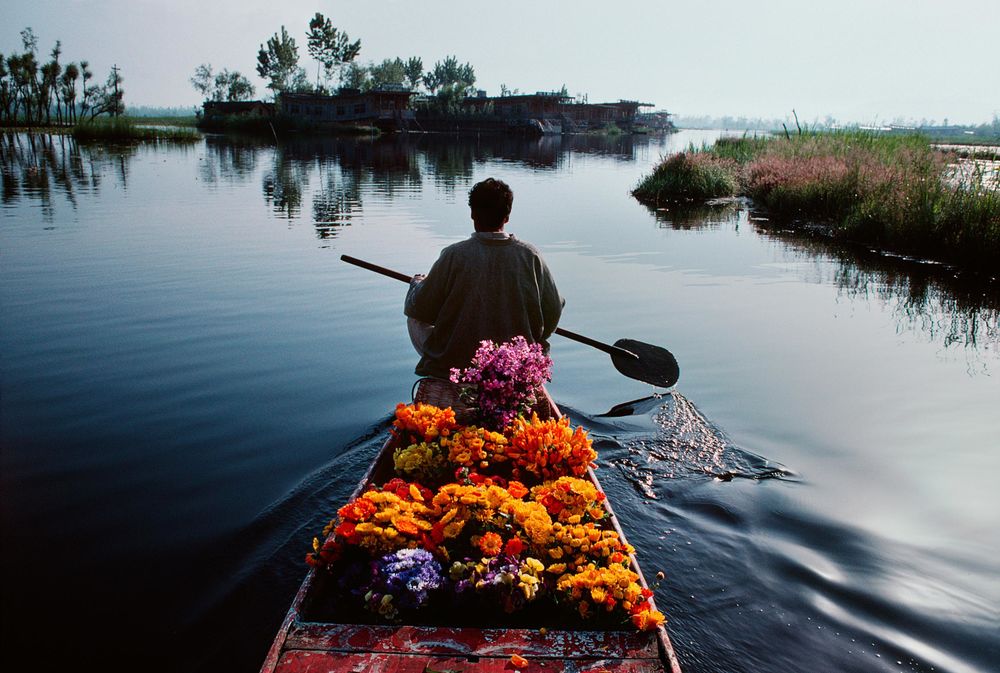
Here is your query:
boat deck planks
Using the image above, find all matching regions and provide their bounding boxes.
[276,650,665,672]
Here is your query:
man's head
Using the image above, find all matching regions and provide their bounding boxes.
[468,178,513,232]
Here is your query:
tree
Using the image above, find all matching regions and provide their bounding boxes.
[215,70,255,101]
[403,57,423,91]
[368,58,405,90]
[8,52,38,122]
[20,28,38,55]
[40,41,62,124]
[256,26,300,94]
[190,63,214,100]
[80,60,93,119]
[60,62,79,122]
[0,54,11,123]
[424,55,475,94]
[305,12,361,90]
[424,56,476,111]
[88,65,124,120]
[340,61,368,90]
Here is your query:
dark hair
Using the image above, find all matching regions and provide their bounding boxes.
[468,178,513,230]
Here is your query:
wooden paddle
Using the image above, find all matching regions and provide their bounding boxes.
[340,254,680,388]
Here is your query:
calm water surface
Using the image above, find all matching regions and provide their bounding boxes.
[2,131,998,673]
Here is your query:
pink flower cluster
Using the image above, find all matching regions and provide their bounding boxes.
[450,336,553,430]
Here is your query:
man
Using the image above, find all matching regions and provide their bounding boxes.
[405,178,563,379]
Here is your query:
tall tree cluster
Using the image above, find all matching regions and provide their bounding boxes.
[191,64,255,102]
[423,55,477,110]
[305,12,360,91]
[249,13,481,107]
[255,14,363,97]
[1,27,124,125]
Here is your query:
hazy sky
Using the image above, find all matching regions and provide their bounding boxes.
[3,0,998,124]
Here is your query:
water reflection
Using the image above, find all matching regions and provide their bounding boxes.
[1,133,136,220]
[646,199,743,230]
[262,149,308,219]
[201,135,262,182]
[639,197,999,357]
[8,130,996,358]
[757,220,1000,356]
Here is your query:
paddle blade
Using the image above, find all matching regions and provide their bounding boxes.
[611,338,680,388]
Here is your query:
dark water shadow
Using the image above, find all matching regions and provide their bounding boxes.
[163,417,392,673]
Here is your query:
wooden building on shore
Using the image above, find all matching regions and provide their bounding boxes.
[460,92,653,134]
[201,100,274,120]
[280,88,416,131]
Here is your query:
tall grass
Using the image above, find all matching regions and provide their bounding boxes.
[633,151,739,202]
[632,130,1000,273]
[72,117,200,143]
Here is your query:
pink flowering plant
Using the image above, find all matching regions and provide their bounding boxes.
[450,336,553,431]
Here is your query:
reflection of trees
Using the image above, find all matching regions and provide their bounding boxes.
[641,198,999,355]
[825,247,999,354]
[0,132,136,221]
[562,133,642,162]
[202,135,262,183]
[204,132,651,234]
[254,136,423,233]
[262,147,308,219]
[312,163,362,239]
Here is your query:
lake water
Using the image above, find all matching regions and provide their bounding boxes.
[2,130,998,673]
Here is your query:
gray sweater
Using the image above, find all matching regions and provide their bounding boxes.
[404,232,563,378]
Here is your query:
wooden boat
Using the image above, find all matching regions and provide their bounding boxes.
[261,381,682,673]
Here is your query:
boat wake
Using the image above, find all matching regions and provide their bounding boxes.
[573,392,794,499]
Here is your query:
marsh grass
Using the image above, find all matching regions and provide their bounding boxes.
[72,117,200,143]
[132,115,199,127]
[632,151,739,202]
[633,130,1000,272]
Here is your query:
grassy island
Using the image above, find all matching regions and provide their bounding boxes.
[633,131,1000,273]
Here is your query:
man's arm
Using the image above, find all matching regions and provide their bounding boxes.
[538,258,564,341]
[404,253,449,325]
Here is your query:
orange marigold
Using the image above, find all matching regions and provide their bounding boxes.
[394,402,458,442]
[506,414,597,480]
[477,531,503,557]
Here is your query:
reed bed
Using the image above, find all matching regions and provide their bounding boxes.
[633,131,1000,272]
[72,117,200,143]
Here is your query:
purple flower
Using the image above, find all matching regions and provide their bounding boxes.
[450,336,552,430]
[363,548,444,619]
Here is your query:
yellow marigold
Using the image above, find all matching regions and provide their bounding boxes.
[446,425,508,468]
[530,477,607,523]
[393,441,447,482]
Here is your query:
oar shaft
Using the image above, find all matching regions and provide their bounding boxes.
[341,255,412,283]
[340,254,639,361]
[555,328,638,360]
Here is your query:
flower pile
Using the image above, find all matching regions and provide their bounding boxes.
[306,338,665,632]
[507,414,597,480]
[450,336,553,430]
